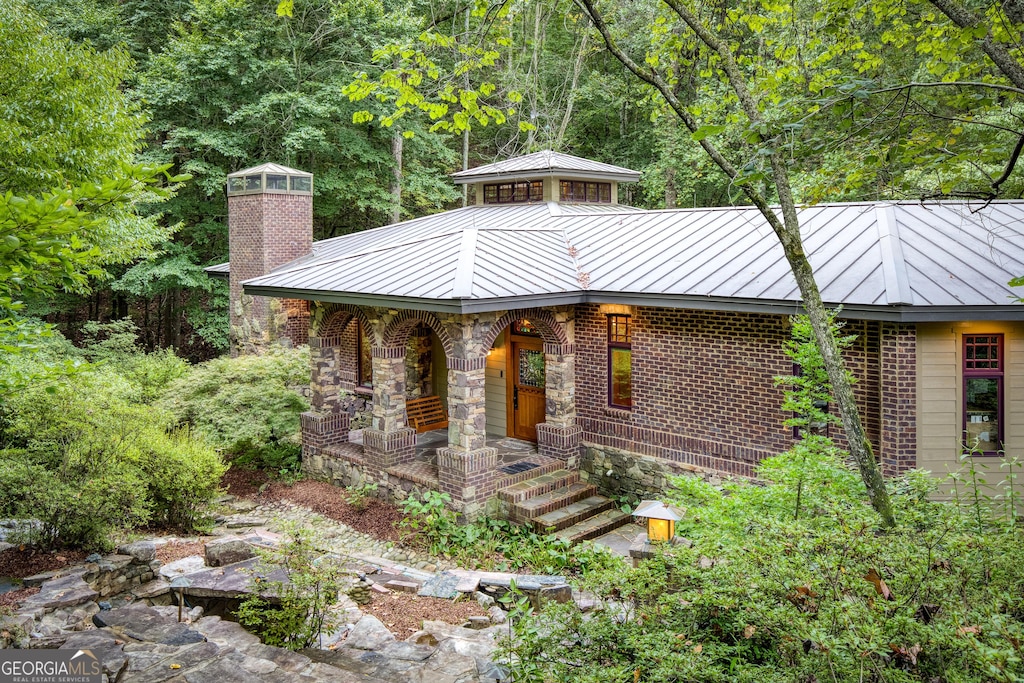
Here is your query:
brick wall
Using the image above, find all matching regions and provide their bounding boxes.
[574,305,908,480]
[228,192,312,351]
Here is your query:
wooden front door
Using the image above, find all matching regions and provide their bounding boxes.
[510,337,546,441]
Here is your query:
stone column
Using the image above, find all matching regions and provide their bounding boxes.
[536,341,582,466]
[879,323,917,475]
[363,345,417,474]
[438,347,497,520]
[301,335,351,474]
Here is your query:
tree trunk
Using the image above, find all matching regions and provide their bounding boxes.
[578,0,896,527]
[390,129,403,225]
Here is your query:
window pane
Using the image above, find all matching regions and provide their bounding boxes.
[610,347,632,407]
[965,377,999,451]
[245,175,262,191]
[530,181,543,201]
[559,180,571,201]
[359,331,372,387]
[266,174,288,190]
[290,176,311,192]
[518,348,545,388]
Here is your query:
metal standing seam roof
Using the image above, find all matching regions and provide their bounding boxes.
[450,150,641,183]
[238,200,1024,321]
[227,162,312,177]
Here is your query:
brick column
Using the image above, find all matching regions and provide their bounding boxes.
[879,324,917,475]
[537,342,582,466]
[300,411,351,472]
[363,345,416,474]
[438,353,497,519]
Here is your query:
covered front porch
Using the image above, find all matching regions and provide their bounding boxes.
[299,305,583,518]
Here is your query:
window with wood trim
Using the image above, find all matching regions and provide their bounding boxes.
[964,334,1002,453]
[608,314,632,408]
[358,328,372,388]
[559,180,612,203]
[483,180,543,204]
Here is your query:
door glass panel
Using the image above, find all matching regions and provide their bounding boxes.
[965,377,999,451]
[518,348,545,388]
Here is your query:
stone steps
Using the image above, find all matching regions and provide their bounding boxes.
[553,509,632,544]
[530,495,615,533]
[507,482,597,524]
[496,469,579,505]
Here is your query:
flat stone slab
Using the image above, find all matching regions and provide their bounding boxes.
[93,604,206,646]
[417,572,462,599]
[132,578,171,600]
[225,516,266,528]
[159,555,207,579]
[19,570,98,612]
[383,580,420,594]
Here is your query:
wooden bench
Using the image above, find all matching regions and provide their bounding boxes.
[406,395,449,434]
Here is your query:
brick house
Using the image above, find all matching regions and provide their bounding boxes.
[210,152,1024,526]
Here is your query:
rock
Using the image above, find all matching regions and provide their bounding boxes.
[117,541,157,564]
[204,537,255,567]
[406,630,439,647]
[225,516,265,528]
[698,556,714,569]
[0,541,14,552]
[159,555,207,579]
[98,601,112,610]
[92,604,206,646]
[420,638,480,682]
[539,584,572,604]
[380,641,435,662]
[475,591,495,608]
[369,582,390,594]
[132,578,171,600]
[85,553,102,563]
[19,571,98,612]
[384,579,419,593]
[466,616,491,630]
[344,615,395,650]
[487,606,507,625]
[60,629,128,678]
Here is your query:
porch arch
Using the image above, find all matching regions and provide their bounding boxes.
[481,308,572,355]
[381,309,454,357]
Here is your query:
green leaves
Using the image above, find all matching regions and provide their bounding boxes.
[690,124,727,142]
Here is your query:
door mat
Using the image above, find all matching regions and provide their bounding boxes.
[499,462,540,475]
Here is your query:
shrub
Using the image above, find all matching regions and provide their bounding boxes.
[236,524,345,650]
[157,346,309,468]
[0,366,225,549]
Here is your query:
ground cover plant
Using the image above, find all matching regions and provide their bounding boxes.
[398,490,623,576]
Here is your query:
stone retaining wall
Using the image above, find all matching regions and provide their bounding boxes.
[580,443,729,501]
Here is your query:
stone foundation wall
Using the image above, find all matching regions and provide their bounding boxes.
[580,443,731,501]
[301,447,366,488]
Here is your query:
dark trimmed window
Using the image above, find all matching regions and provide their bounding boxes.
[559,180,611,203]
[964,334,1002,453]
[608,315,632,408]
[358,328,372,388]
[483,180,543,204]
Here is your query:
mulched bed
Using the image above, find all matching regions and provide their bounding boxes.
[0,547,87,580]
[221,465,273,499]
[220,466,405,543]
[258,480,404,543]
[156,540,208,565]
[361,591,489,639]
[0,586,39,609]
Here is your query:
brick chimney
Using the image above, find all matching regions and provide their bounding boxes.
[226,163,313,353]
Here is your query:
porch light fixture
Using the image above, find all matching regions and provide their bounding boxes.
[632,500,684,543]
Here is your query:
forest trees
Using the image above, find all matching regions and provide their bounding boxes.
[0,0,178,351]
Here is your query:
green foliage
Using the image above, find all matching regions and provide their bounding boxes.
[237,524,345,650]
[0,362,225,549]
[398,491,622,576]
[342,482,379,512]
[157,346,310,460]
[501,452,1024,683]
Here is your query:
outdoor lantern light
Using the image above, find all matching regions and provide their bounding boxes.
[169,576,192,622]
[632,500,684,543]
